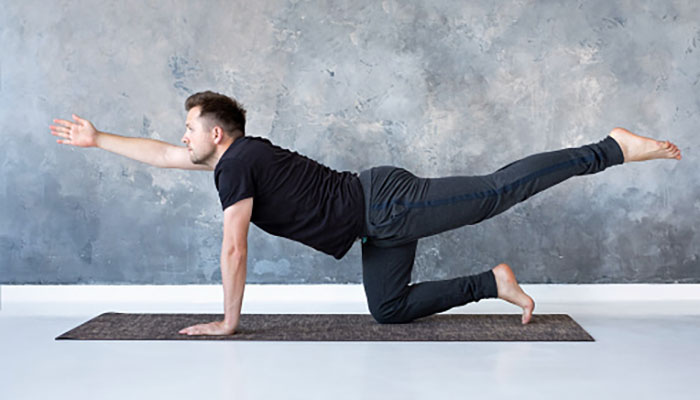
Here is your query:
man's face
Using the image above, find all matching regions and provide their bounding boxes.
[181,107,216,164]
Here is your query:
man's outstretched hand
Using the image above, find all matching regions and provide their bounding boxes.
[179,320,236,336]
[50,114,99,148]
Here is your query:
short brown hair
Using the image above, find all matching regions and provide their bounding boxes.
[185,91,247,139]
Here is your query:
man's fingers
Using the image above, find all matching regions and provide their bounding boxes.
[53,118,75,128]
[50,126,69,136]
[179,325,201,335]
[72,114,85,125]
[52,124,70,131]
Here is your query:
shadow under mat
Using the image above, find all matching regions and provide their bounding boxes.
[55,312,594,341]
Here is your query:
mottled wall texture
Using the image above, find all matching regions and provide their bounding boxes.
[1,0,698,285]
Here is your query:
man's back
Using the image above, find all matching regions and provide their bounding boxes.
[214,136,365,260]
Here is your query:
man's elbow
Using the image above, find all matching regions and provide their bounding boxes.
[223,245,247,258]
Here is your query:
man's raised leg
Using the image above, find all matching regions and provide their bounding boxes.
[369,128,682,248]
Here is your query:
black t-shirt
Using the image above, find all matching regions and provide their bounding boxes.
[214,136,365,260]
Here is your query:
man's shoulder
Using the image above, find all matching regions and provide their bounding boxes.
[240,135,274,147]
[218,137,270,165]
[233,136,276,155]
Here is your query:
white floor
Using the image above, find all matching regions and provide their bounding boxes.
[1,287,699,400]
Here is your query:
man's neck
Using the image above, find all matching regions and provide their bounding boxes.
[206,136,237,169]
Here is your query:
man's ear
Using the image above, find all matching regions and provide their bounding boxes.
[212,126,225,144]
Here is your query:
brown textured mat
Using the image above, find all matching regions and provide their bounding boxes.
[55,312,594,341]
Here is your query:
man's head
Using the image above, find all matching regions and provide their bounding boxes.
[182,91,247,165]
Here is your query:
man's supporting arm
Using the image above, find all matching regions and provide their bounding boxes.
[220,198,253,331]
[221,249,247,331]
[177,197,252,336]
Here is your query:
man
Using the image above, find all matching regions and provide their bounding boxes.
[50,90,682,336]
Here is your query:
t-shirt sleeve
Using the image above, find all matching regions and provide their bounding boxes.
[216,159,255,211]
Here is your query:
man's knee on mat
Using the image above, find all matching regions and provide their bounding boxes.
[368,300,414,324]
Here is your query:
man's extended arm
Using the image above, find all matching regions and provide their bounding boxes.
[50,114,212,171]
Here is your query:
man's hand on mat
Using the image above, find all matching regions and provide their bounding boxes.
[50,114,99,147]
[179,320,236,336]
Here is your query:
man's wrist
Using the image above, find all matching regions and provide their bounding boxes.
[223,317,238,330]
[94,130,105,148]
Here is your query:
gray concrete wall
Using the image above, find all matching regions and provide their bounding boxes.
[1,0,698,285]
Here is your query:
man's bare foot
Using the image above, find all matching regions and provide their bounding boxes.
[491,263,535,325]
[608,127,682,163]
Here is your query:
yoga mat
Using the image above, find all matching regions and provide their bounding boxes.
[55,312,594,341]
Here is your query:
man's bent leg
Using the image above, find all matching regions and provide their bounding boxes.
[361,239,498,324]
[365,135,624,247]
